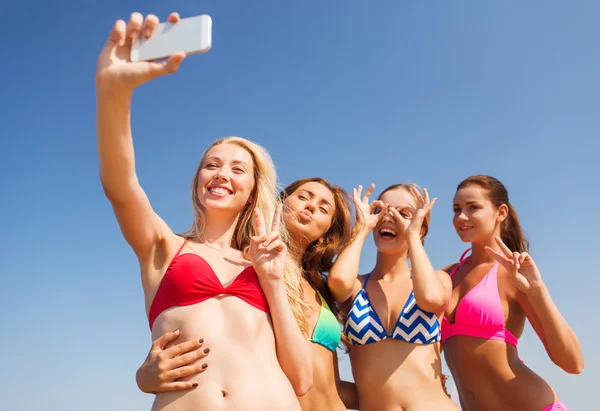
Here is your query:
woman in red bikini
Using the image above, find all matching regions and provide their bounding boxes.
[136,177,360,411]
[442,175,584,411]
[96,11,312,411]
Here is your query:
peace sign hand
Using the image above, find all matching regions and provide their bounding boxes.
[388,187,437,237]
[248,204,287,284]
[485,236,544,294]
[353,184,386,233]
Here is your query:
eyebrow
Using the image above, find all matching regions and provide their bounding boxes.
[453,200,479,207]
[297,189,333,209]
[204,157,249,168]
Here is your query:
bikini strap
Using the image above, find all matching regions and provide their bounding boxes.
[174,237,188,259]
[362,274,371,288]
[449,248,472,278]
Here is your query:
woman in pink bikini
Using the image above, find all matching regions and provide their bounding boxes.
[442,175,584,411]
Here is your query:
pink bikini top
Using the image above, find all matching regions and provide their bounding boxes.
[441,249,519,347]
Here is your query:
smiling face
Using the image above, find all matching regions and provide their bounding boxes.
[373,186,419,255]
[452,184,507,244]
[283,181,336,245]
[196,143,256,215]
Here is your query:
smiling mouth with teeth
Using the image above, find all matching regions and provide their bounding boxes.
[208,186,232,195]
[379,228,398,238]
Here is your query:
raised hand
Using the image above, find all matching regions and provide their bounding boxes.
[388,187,436,237]
[248,204,287,284]
[96,12,186,91]
[485,236,544,294]
[353,184,386,233]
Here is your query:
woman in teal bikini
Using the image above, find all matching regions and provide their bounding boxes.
[136,177,359,410]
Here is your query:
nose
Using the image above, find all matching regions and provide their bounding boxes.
[305,202,315,213]
[213,171,230,182]
[382,211,394,223]
[455,211,468,221]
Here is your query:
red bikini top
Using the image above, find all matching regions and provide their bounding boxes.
[148,239,269,330]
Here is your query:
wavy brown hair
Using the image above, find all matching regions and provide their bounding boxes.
[278,177,356,345]
[457,175,529,253]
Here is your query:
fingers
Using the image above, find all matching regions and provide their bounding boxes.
[162,361,209,385]
[163,338,206,360]
[370,200,386,214]
[107,19,127,48]
[169,345,210,369]
[167,12,181,23]
[512,251,521,270]
[422,188,430,204]
[127,12,144,43]
[519,252,530,265]
[388,206,404,222]
[362,184,375,204]
[152,329,181,351]
[252,207,267,237]
[264,237,285,253]
[494,236,514,257]
[411,186,425,205]
[262,231,280,248]
[484,246,514,270]
[142,14,159,38]
[429,197,437,210]
[271,204,282,233]
[160,380,201,392]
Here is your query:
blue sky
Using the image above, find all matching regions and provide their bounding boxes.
[0,1,597,409]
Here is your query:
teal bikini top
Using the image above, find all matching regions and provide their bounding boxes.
[309,291,341,352]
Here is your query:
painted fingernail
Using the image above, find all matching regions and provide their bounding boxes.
[192,382,198,387]
[203,348,210,354]
[199,338,204,344]
[202,363,208,369]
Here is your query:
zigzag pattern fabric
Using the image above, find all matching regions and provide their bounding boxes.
[343,276,441,345]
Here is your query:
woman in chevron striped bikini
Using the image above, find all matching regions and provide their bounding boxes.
[329,183,458,411]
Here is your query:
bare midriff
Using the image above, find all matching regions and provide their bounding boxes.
[150,297,301,411]
[444,336,557,411]
[298,346,346,411]
[351,339,458,411]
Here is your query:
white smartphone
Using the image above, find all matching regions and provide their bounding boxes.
[131,14,212,62]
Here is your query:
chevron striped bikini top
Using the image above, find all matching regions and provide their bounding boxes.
[343,274,441,345]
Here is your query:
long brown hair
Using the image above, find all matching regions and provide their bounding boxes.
[457,175,529,253]
[278,177,355,341]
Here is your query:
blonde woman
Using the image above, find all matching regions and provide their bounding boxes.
[96,11,312,411]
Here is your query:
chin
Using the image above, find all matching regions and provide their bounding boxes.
[374,240,404,255]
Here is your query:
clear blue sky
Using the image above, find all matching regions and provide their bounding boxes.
[0,1,597,410]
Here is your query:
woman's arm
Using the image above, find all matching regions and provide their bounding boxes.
[249,206,313,395]
[487,237,584,374]
[96,12,185,266]
[328,184,384,302]
[390,188,450,313]
[517,286,584,374]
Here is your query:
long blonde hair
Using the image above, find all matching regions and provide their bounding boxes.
[182,136,309,335]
